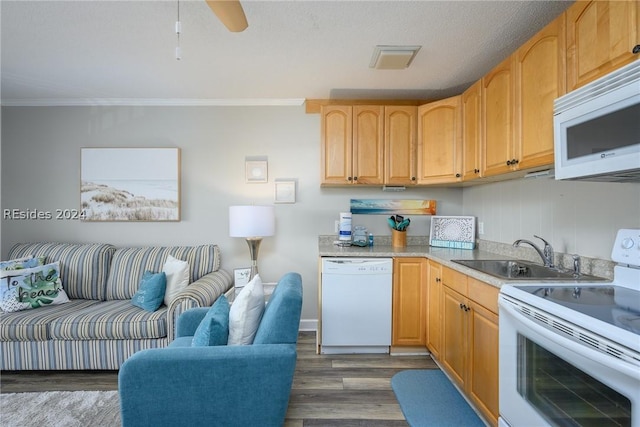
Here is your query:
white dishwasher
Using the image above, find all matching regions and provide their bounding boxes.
[321,258,392,354]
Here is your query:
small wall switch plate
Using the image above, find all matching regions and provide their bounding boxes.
[478,222,485,235]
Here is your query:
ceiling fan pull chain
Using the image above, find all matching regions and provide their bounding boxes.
[175,0,182,60]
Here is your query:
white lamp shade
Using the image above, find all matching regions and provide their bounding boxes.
[229,205,275,238]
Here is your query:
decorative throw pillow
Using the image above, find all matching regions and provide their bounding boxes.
[228,274,265,345]
[0,262,70,313]
[192,295,230,347]
[131,271,167,312]
[0,256,45,275]
[162,255,190,307]
[0,256,32,270]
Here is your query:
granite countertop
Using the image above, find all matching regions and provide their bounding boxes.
[318,235,614,288]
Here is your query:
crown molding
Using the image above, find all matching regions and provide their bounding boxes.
[304,98,429,114]
[1,98,307,107]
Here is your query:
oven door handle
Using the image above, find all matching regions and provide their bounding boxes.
[500,298,640,380]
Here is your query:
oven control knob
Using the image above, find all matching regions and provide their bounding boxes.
[621,237,635,249]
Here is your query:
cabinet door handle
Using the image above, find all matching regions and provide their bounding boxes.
[455,173,461,178]
[459,303,470,311]
[506,160,512,166]
[633,45,640,54]
[353,176,358,181]
[474,169,480,174]
[411,177,416,181]
[347,177,352,181]
[435,277,441,282]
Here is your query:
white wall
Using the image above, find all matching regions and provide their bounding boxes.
[3,105,638,322]
[0,105,464,323]
[463,177,640,260]
[0,108,3,242]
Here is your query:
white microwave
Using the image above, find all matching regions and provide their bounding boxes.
[554,60,640,182]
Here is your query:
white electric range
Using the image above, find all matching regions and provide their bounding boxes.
[498,229,640,427]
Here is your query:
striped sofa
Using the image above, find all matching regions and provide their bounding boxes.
[0,242,232,370]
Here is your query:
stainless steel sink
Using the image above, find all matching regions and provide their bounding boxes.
[452,259,605,281]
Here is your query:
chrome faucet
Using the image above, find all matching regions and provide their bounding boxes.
[572,254,581,277]
[513,235,555,268]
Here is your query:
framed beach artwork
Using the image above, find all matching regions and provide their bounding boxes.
[350,199,437,215]
[81,148,181,222]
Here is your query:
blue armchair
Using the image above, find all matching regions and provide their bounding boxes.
[118,272,303,427]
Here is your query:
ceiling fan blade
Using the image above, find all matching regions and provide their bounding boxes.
[206,0,248,32]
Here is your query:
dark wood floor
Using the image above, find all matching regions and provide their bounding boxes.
[0,331,438,426]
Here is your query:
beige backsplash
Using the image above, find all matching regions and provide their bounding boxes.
[318,235,430,246]
[319,235,615,280]
[476,239,614,280]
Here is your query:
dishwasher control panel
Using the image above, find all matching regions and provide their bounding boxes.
[322,258,393,275]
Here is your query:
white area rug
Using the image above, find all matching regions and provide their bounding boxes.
[0,390,120,427]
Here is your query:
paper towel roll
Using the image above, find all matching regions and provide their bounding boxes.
[339,212,352,241]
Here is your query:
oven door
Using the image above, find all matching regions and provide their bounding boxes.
[499,295,640,427]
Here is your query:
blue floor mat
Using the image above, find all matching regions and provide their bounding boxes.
[391,369,485,427]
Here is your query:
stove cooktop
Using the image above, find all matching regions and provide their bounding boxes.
[512,285,640,335]
[500,229,640,352]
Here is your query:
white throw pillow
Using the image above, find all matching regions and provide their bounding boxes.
[162,255,190,306]
[228,274,265,345]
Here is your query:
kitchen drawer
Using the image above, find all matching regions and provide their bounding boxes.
[442,266,467,295]
[468,278,499,314]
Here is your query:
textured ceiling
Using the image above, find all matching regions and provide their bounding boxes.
[0,0,573,105]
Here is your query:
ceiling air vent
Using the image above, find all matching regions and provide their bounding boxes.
[369,45,421,70]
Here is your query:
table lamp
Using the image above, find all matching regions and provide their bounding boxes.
[229,205,275,279]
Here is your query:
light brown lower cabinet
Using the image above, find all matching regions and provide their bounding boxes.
[441,267,469,387]
[428,263,500,427]
[392,257,427,346]
[426,259,442,359]
[468,289,499,425]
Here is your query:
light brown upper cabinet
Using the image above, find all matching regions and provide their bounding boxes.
[321,105,352,185]
[385,106,418,186]
[566,0,640,92]
[481,12,566,177]
[320,105,384,185]
[461,80,482,181]
[417,96,463,184]
[513,13,566,171]
[319,0,638,187]
[481,56,515,177]
[353,106,385,185]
